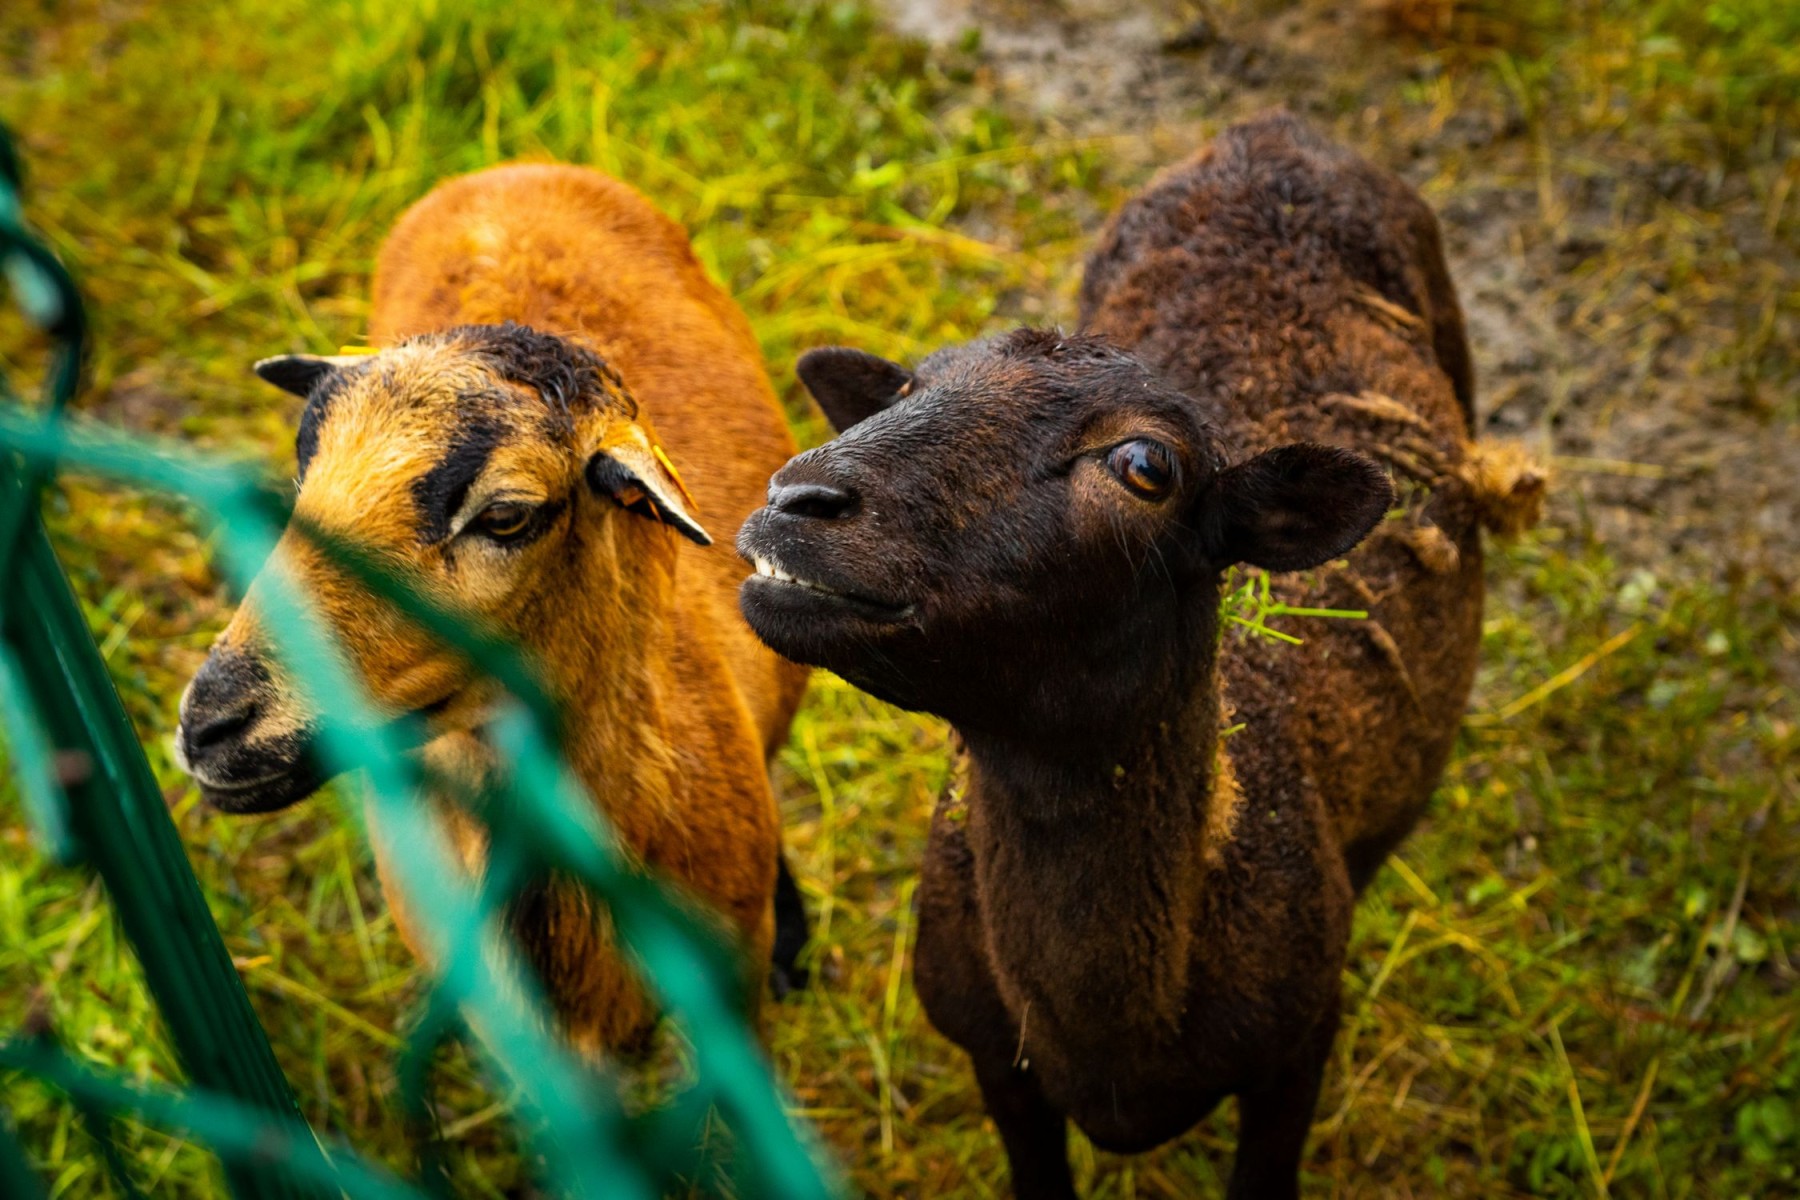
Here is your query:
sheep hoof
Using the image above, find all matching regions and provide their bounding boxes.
[771,851,811,1000]
[769,960,810,1002]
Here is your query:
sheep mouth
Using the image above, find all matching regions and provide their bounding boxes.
[194,751,329,815]
[190,701,454,815]
[741,555,914,622]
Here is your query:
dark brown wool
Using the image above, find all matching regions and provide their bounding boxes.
[739,112,1539,1198]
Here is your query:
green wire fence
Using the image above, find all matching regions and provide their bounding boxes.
[0,125,836,1200]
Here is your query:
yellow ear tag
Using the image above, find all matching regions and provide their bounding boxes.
[651,444,701,514]
[336,345,379,356]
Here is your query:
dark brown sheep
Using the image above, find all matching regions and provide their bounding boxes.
[736,113,1540,1197]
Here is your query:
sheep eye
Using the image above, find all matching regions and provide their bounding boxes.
[471,502,534,542]
[1106,440,1176,499]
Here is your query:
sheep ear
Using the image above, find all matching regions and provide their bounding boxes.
[585,437,712,547]
[796,347,913,432]
[253,354,367,398]
[1203,444,1394,572]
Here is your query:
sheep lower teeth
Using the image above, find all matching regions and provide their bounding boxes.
[753,557,841,597]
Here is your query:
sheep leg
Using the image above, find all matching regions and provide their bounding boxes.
[971,1056,1076,1200]
[769,850,810,999]
[916,801,1073,1196]
[1224,1035,1331,1200]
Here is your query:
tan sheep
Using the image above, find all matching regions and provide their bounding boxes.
[175,164,810,1052]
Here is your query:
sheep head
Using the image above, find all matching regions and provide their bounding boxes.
[177,322,706,813]
[737,330,1393,741]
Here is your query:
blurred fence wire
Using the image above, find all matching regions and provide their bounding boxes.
[0,125,835,1200]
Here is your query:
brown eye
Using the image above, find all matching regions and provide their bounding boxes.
[1106,440,1177,499]
[472,502,534,542]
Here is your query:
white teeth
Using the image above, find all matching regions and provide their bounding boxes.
[752,556,839,596]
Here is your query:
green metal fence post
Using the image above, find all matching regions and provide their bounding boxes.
[1,515,336,1200]
[0,1107,49,1200]
[0,125,332,1200]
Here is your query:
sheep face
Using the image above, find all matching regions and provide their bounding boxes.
[176,323,707,813]
[738,330,1393,739]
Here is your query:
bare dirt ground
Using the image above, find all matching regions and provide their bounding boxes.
[876,0,1800,584]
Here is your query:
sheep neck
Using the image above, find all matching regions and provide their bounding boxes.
[527,521,684,831]
[958,644,1230,1045]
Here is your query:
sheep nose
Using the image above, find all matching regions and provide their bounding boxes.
[179,646,269,760]
[184,699,259,753]
[768,479,859,521]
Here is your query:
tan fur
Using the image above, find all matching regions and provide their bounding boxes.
[1460,438,1549,536]
[370,165,806,751]
[217,165,807,1051]
[1202,705,1245,863]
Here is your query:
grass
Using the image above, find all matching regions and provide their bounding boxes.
[1,0,1796,1196]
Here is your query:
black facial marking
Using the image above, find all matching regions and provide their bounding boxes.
[294,367,359,481]
[442,322,627,416]
[412,417,505,544]
[298,325,629,540]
